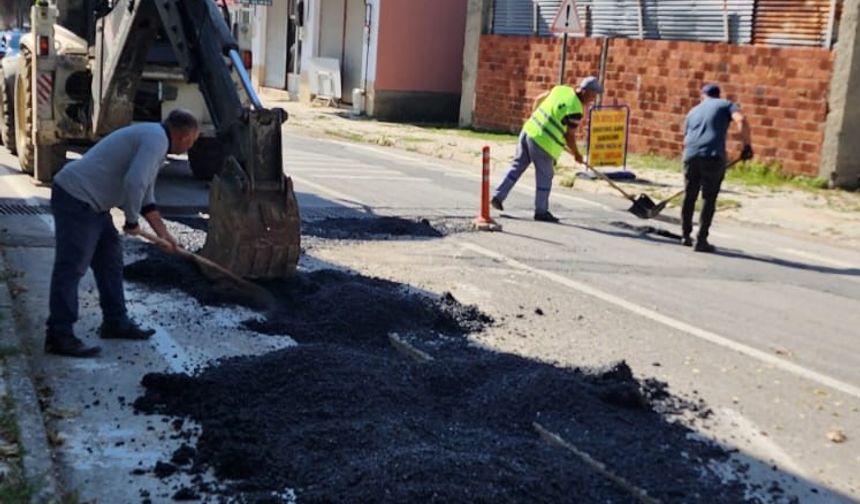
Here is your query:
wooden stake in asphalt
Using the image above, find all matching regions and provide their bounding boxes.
[533,422,661,504]
[137,230,276,310]
[472,146,502,231]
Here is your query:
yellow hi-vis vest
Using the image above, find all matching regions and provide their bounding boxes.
[523,85,583,161]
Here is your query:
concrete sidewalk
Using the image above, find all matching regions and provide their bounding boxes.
[0,248,59,503]
[264,91,860,251]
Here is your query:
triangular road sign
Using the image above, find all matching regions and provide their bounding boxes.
[550,0,585,35]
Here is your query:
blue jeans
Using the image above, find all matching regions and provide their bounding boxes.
[47,184,126,335]
[492,131,556,213]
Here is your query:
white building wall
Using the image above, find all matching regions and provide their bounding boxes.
[250,4,268,88]
[251,0,381,103]
[263,0,290,89]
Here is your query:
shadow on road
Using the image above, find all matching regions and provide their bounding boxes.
[715,247,860,277]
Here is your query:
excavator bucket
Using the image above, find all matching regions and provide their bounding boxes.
[201,108,301,279]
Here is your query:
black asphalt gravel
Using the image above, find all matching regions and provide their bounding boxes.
[124,216,787,503]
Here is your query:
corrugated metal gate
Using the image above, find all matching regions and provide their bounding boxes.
[753,0,836,46]
[491,0,839,47]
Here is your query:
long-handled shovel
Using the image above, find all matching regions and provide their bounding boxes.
[580,162,658,219]
[137,230,276,310]
[639,157,744,219]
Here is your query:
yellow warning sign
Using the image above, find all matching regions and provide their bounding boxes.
[587,106,629,167]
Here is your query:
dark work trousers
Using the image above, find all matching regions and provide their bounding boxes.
[681,156,727,242]
[47,184,126,336]
[492,131,556,214]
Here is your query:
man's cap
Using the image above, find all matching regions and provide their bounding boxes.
[578,76,604,94]
[702,83,721,98]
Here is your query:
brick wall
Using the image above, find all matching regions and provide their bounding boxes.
[474,35,835,176]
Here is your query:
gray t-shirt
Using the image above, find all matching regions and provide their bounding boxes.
[54,123,169,225]
[683,98,739,161]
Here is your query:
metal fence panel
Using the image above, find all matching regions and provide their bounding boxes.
[753,0,834,46]
[492,0,837,47]
[492,0,562,36]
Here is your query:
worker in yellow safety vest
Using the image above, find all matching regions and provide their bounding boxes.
[491,76,603,223]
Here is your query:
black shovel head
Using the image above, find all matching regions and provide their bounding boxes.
[628,194,657,219]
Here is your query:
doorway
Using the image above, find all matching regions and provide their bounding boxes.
[264,0,289,89]
[318,0,365,103]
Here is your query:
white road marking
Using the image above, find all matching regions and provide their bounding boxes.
[779,248,858,269]
[460,241,860,400]
[0,164,206,377]
[291,168,397,175]
[148,326,195,374]
[710,230,858,273]
[290,174,370,207]
[548,190,613,211]
[718,408,807,477]
[308,175,432,182]
[320,138,614,211]
[329,140,432,164]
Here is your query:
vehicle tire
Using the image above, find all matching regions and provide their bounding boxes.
[188,137,227,181]
[14,49,34,174]
[0,69,16,153]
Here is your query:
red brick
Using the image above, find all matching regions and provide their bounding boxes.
[474,35,831,175]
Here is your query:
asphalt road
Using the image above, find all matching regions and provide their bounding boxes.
[0,130,857,502]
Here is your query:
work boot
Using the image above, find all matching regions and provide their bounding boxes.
[491,197,504,211]
[694,240,716,253]
[45,332,101,358]
[681,235,693,247]
[100,318,156,340]
[534,211,560,223]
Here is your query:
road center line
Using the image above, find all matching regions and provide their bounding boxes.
[459,241,860,400]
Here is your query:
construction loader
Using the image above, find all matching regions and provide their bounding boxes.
[0,0,300,279]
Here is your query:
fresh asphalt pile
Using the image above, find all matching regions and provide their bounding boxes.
[303,216,452,239]
[126,217,785,503]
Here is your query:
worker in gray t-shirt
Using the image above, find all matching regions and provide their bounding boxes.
[45,109,200,357]
[681,84,753,252]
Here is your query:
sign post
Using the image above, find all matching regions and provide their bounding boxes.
[550,0,585,84]
[586,106,630,169]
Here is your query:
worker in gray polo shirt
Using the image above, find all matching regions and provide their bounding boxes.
[681,83,753,252]
[45,109,200,357]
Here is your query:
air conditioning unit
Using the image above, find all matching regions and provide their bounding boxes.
[307,57,342,100]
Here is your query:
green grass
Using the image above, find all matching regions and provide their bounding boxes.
[401,136,433,143]
[628,152,683,173]
[629,152,829,191]
[321,121,833,193]
[0,468,34,503]
[0,393,33,504]
[0,346,20,359]
[418,125,518,143]
[725,160,829,190]
[322,129,365,143]
[726,160,827,190]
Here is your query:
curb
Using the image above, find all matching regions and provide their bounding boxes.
[0,253,60,503]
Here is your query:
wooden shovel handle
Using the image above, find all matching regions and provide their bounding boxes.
[136,230,244,284]
[657,157,742,206]
[137,230,191,258]
[582,162,636,201]
[660,189,687,205]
